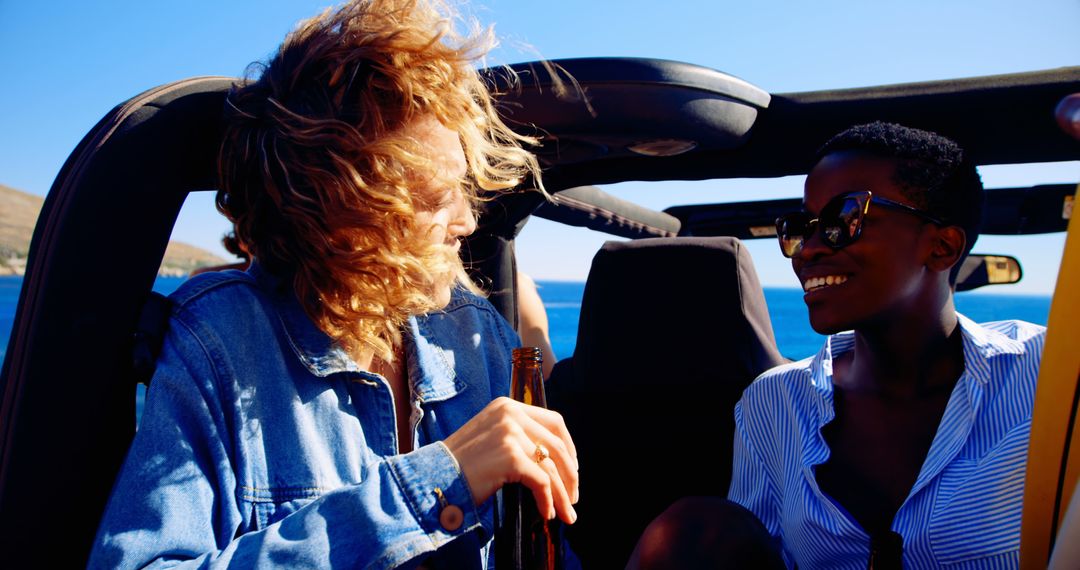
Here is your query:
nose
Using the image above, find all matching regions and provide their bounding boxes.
[795,221,833,261]
[448,190,477,238]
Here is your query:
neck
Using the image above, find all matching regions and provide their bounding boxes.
[348,343,403,373]
[844,296,963,398]
[349,347,376,371]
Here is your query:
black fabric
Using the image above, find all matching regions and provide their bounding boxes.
[546,236,786,570]
[131,292,174,387]
[522,66,1080,189]
[668,183,1077,240]
[464,232,518,329]
[484,58,769,170]
[534,185,682,239]
[0,77,233,564]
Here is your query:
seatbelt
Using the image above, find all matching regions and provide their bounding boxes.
[131,291,173,387]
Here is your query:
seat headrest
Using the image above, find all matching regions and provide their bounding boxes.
[570,236,784,389]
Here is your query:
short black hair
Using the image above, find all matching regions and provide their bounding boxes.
[817,121,984,283]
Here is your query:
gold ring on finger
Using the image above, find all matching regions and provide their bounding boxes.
[534,442,550,463]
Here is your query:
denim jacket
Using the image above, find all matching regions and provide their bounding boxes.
[89,264,519,569]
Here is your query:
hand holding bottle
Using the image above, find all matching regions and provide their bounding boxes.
[443,396,579,524]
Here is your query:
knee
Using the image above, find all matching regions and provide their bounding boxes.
[627,497,783,570]
[637,497,725,553]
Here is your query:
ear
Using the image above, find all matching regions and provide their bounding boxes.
[925,225,966,274]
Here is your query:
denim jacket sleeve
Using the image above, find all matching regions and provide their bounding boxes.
[89,312,485,569]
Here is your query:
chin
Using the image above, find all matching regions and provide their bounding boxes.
[431,284,453,309]
[806,309,851,336]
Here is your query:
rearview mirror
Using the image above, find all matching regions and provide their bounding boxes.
[956,254,1023,292]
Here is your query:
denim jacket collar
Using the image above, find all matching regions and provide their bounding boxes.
[247,261,462,401]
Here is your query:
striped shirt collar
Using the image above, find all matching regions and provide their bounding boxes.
[730,316,1044,568]
[810,313,1024,390]
[806,313,1027,500]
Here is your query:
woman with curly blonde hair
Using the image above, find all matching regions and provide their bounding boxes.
[89,1,578,567]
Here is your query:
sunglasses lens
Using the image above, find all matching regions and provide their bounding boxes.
[820,196,864,247]
[777,194,869,257]
[776,213,809,258]
[780,236,802,258]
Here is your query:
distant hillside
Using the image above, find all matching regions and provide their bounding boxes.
[159,240,230,277]
[0,183,226,276]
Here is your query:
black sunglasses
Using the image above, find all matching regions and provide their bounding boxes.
[775,191,944,258]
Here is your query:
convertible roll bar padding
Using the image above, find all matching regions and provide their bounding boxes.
[667,184,1077,239]
[0,77,235,562]
[504,65,1080,189]
[485,58,771,171]
[534,185,682,239]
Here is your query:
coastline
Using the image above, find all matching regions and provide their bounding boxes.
[1,276,1055,366]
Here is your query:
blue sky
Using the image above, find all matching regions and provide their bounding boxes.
[1,0,1077,293]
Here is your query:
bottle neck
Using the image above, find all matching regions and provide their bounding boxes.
[512,346,543,367]
[511,346,546,407]
[867,531,903,570]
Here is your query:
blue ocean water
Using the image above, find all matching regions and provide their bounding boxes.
[0,276,1054,366]
[536,281,1054,362]
[0,277,22,364]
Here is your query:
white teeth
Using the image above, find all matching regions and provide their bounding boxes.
[802,275,848,292]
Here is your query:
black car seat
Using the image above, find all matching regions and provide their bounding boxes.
[545,236,787,569]
[0,77,524,564]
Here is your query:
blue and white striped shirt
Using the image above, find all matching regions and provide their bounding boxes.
[729,315,1046,569]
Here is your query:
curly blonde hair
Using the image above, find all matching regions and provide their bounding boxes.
[217,0,541,361]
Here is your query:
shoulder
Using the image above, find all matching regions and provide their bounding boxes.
[413,288,520,372]
[749,357,815,389]
[411,289,519,396]
[744,333,837,402]
[161,270,286,360]
[959,316,1046,365]
[973,318,1046,346]
[145,273,268,404]
[958,317,1045,418]
[441,288,506,319]
[167,269,264,315]
[424,288,518,344]
[738,354,823,420]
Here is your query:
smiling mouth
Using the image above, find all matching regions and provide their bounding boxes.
[802,275,849,292]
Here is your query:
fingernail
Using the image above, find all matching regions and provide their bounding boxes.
[569,506,578,524]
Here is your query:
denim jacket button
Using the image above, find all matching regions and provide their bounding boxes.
[439,504,464,531]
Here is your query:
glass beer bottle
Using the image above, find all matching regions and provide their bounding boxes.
[867,531,903,570]
[495,346,564,570]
